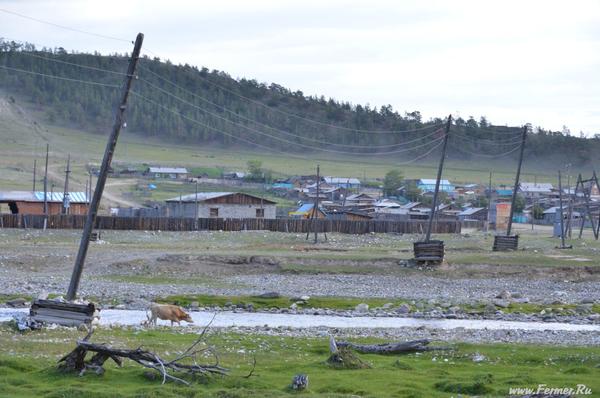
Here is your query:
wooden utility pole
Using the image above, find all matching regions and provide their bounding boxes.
[506,125,528,236]
[32,159,37,192]
[486,171,492,231]
[306,165,321,242]
[194,180,199,230]
[425,115,451,242]
[566,168,573,238]
[88,171,93,206]
[43,144,49,218]
[558,170,566,248]
[314,164,325,243]
[67,33,144,301]
[62,154,71,214]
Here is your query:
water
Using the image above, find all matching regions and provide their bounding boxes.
[1,307,598,332]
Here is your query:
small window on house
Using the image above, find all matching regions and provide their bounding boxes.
[210,208,219,217]
[256,208,265,218]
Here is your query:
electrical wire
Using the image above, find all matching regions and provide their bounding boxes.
[396,139,444,165]
[130,90,446,156]
[138,60,441,135]
[0,48,130,76]
[137,74,444,149]
[4,45,443,149]
[0,8,132,43]
[0,64,121,88]
[448,142,522,158]
[450,132,524,146]
[0,61,444,156]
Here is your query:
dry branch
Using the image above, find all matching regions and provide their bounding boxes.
[58,330,228,385]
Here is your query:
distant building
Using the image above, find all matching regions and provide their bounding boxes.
[165,192,276,219]
[223,171,247,179]
[345,193,377,207]
[327,209,373,221]
[458,207,488,221]
[519,182,553,199]
[288,203,327,219]
[146,167,188,179]
[323,177,361,190]
[0,191,89,215]
[416,179,455,193]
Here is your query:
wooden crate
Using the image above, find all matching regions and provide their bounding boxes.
[413,240,444,264]
[493,235,519,251]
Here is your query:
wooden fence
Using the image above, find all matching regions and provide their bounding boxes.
[0,214,461,235]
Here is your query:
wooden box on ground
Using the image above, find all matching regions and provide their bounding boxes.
[413,240,444,264]
[30,299,97,327]
[493,235,519,251]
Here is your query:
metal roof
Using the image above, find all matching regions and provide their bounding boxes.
[418,179,452,186]
[148,167,188,174]
[323,177,361,185]
[520,182,553,193]
[166,192,276,204]
[0,191,88,203]
[458,207,485,216]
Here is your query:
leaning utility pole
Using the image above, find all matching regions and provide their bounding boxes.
[66,33,144,301]
[62,154,71,215]
[505,125,528,237]
[424,115,451,242]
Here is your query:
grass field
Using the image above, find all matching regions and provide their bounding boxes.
[1,324,599,397]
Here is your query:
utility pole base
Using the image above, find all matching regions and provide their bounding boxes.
[413,240,444,264]
[492,235,519,251]
[29,299,98,328]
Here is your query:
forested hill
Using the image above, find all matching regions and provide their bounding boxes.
[0,39,598,165]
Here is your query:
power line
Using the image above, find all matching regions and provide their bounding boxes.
[0,64,121,88]
[0,47,131,76]
[450,132,524,146]
[137,73,444,149]
[448,142,522,158]
[130,90,446,156]
[138,60,437,135]
[0,8,132,43]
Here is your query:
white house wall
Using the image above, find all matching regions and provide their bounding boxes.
[166,202,276,219]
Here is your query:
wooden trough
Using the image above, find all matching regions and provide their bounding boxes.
[30,299,97,327]
[493,235,519,251]
[413,240,444,264]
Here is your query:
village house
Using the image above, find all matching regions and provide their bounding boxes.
[458,207,488,222]
[146,166,188,179]
[327,209,373,221]
[164,192,276,219]
[223,171,247,180]
[323,177,361,190]
[519,182,553,199]
[415,178,455,194]
[0,191,89,215]
[288,203,327,219]
[345,193,377,207]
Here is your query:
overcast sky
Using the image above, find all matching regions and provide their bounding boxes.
[2,0,599,134]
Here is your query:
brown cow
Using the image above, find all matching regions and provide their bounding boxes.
[146,303,194,326]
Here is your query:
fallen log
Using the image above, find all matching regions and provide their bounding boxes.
[335,338,451,355]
